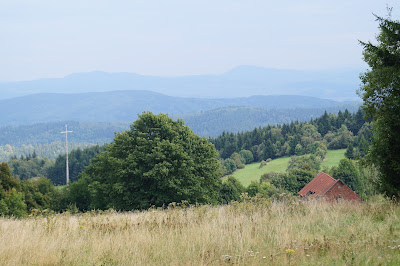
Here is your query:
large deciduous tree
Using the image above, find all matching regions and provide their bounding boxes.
[0,162,27,217]
[79,112,222,210]
[359,13,400,196]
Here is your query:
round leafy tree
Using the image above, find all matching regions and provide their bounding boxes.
[80,112,221,210]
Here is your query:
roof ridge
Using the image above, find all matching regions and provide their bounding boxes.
[318,171,337,181]
[298,172,337,197]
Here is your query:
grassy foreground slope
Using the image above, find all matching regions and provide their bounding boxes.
[0,199,398,265]
[232,149,346,186]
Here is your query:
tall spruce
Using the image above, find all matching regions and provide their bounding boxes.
[359,13,400,196]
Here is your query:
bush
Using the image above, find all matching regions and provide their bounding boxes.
[230,152,245,169]
[271,169,314,194]
[0,188,27,218]
[223,158,237,175]
[220,176,245,203]
[260,172,284,183]
[239,150,254,164]
[246,181,282,199]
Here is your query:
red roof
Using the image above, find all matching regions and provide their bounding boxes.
[298,172,337,197]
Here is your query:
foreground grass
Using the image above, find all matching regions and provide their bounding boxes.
[232,149,346,186]
[0,198,399,265]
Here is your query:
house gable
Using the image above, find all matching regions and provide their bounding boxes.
[298,172,361,202]
[323,179,361,202]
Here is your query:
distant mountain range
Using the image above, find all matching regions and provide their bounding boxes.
[0,91,359,126]
[0,65,362,101]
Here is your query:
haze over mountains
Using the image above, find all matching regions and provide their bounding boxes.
[0,66,361,101]
[0,65,362,142]
[0,91,358,127]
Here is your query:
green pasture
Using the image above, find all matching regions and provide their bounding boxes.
[230,149,346,187]
[321,149,346,168]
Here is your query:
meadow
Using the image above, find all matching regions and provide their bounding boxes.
[232,149,346,186]
[0,196,399,265]
[320,149,346,168]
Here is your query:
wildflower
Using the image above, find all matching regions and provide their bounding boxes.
[285,249,295,254]
[286,248,295,266]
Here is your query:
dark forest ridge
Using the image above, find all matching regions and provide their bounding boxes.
[0,65,361,101]
[0,103,360,148]
[0,91,359,126]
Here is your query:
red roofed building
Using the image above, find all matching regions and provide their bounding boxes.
[298,172,361,202]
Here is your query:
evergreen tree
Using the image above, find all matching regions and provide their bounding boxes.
[359,13,400,196]
[345,143,355,160]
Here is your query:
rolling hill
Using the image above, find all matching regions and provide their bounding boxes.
[0,91,358,126]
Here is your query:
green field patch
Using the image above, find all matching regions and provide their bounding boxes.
[230,157,290,187]
[321,149,346,168]
[230,149,346,187]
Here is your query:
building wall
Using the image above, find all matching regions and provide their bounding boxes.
[324,181,361,202]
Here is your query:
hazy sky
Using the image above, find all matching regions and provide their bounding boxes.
[0,0,398,81]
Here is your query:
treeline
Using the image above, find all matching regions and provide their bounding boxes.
[0,145,107,217]
[211,108,371,175]
[46,145,106,185]
[0,104,358,148]
[0,121,129,146]
[177,103,360,137]
[0,142,95,162]
[0,162,60,217]
[0,105,361,161]
[7,145,105,185]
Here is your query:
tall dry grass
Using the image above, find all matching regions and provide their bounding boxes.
[0,196,399,265]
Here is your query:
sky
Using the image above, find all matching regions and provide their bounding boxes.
[0,0,399,81]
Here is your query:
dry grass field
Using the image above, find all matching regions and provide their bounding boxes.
[1,196,399,265]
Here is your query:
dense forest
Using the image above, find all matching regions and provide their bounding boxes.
[211,108,371,174]
[0,121,129,146]
[0,142,96,162]
[175,103,360,137]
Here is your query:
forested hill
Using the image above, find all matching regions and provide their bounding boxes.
[176,104,360,137]
[0,104,360,148]
[0,121,130,146]
[0,91,359,126]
